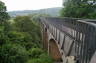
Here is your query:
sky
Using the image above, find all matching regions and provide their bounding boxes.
[1,0,63,11]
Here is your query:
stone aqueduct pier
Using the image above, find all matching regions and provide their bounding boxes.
[39,17,96,63]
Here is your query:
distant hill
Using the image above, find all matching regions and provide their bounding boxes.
[8,7,62,17]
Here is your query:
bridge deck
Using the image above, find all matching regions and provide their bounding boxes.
[40,17,96,63]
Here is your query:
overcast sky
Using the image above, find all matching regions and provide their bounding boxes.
[1,0,63,11]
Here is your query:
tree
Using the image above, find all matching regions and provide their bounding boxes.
[0,1,10,23]
[13,16,41,47]
[0,1,10,45]
[0,1,10,32]
[0,1,10,33]
[13,16,34,32]
[0,43,28,63]
[61,0,96,19]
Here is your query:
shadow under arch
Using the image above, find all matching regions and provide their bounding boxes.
[49,39,62,61]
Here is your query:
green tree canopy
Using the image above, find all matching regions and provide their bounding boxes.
[0,1,10,22]
[0,1,10,45]
[61,0,96,19]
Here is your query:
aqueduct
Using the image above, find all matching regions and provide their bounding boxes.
[40,17,96,63]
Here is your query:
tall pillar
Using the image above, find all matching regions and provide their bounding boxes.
[43,27,48,51]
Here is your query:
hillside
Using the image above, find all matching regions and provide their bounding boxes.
[8,7,62,17]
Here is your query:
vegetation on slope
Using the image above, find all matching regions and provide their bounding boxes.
[0,1,53,63]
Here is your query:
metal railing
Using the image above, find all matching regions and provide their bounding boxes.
[40,17,96,63]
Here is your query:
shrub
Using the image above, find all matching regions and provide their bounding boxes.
[39,53,53,63]
[27,48,53,63]
[8,31,25,42]
[0,43,28,63]
[28,48,43,58]
[27,53,53,63]
[24,42,38,50]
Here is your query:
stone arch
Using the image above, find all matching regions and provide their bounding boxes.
[49,39,62,61]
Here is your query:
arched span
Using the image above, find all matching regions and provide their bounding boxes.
[49,39,62,61]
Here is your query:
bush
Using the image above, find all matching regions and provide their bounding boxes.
[39,53,53,63]
[27,53,53,63]
[0,43,28,63]
[28,48,43,58]
[7,31,34,44]
[27,48,53,63]
[24,42,38,50]
[8,31,25,42]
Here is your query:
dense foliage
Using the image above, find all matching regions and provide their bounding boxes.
[0,1,10,46]
[0,1,53,63]
[0,44,28,63]
[61,0,96,19]
[0,15,53,63]
[0,1,10,22]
